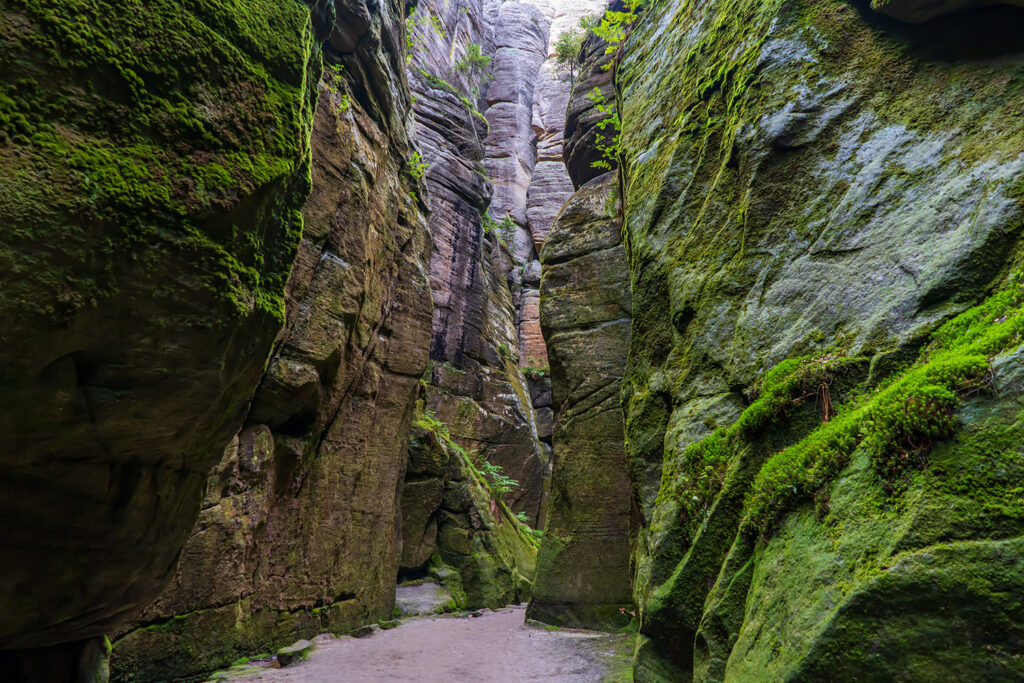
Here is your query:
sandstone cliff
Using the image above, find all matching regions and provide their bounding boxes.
[615,0,1024,679]
[407,0,551,527]
[527,31,635,629]
[110,1,433,679]
[0,1,328,678]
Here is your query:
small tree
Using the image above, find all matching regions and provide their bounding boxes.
[455,43,493,95]
[553,28,585,84]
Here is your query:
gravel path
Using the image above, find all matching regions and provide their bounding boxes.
[223,607,631,682]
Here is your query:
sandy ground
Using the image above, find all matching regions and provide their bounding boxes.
[225,607,630,682]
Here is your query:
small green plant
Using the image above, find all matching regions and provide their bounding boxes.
[514,510,531,525]
[429,13,446,37]
[323,63,351,111]
[579,13,602,31]
[588,88,621,170]
[405,8,423,62]
[414,66,457,94]
[592,0,647,66]
[553,28,585,83]
[409,151,428,180]
[455,43,493,88]
[478,458,519,502]
[521,365,549,380]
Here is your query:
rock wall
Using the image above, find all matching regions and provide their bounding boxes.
[616,0,1024,679]
[482,0,606,371]
[400,418,537,607]
[527,33,635,629]
[110,1,434,679]
[0,0,327,678]
[407,0,550,526]
[528,171,634,629]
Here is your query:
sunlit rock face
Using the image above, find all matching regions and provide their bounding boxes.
[617,0,1024,679]
[407,0,550,526]
[482,0,606,370]
[109,1,434,680]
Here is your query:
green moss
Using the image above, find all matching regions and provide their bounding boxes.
[742,263,1024,535]
[0,0,318,330]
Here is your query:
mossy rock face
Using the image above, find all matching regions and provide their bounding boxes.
[108,0,435,680]
[0,0,325,656]
[400,419,538,611]
[528,172,634,630]
[618,0,1024,678]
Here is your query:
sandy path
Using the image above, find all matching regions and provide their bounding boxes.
[228,607,629,682]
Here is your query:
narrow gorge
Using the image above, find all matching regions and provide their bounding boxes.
[1,0,1023,681]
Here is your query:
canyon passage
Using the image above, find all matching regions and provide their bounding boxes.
[1,0,1023,681]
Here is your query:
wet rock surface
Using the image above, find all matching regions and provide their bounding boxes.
[617,0,1024,679]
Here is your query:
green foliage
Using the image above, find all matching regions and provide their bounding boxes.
[408,151,428,180]
[592,0,647,60]
[553,28,585,83]
[521,365,549,380]
[324,63,351,112]
[587,88,621,170]
[405,7,425,62]
[414,66,457,94]
[455,43,493,87]
[478,458,520,502]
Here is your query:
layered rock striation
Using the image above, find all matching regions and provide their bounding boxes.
[407,0,550,526]
[528,32,635,629]
[0,0,329,678]
[110,1,434,679]
[481,0,605,371]
[528,171,634,629]
[616,0,1024,679]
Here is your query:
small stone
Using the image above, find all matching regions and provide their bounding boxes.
[350,625,376,638]
[378,619,401,630]
[276,639,316,667]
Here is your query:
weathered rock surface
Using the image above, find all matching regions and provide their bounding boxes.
[482,0,606,372]
[618,0,1024,679]
[398,424,537,608]
[110,1,433,679]
[0,0,326,677]
[528,172,634,630]
[409,0,549,525]
[563,31,618,189]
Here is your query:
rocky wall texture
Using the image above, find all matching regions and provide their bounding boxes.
[399,419,537,608]
[528,171,634,629]
[0,0,328,678]
[617,0,1024,679]
[482,0,605,371]
[110,0,433,679]
[408,0,550,526]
